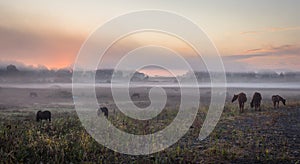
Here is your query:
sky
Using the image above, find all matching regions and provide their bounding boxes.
[0,0,299,75]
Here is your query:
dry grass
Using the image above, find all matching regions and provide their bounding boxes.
[0,100,299,163]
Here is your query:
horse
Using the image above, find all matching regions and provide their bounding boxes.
[272,95,286,109]
[30,92,38,98]
[232,92,247,113]
[250,92,262,111]
[131,93,140,99]
[98,107,108,118]
[36,110,51,122]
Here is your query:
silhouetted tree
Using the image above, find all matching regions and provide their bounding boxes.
[6,64,19,73]
[279,72,284,78]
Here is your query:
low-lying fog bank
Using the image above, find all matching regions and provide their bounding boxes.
[1,82,300,89]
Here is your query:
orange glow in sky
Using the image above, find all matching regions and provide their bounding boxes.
[0,1,299,72]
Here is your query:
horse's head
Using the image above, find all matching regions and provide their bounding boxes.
[98,107,108,118]
[232,95,238,102]
[36,110,42,122]
[282,99,286,105]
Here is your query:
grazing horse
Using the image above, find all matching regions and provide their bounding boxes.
[36,110,51,122]
[272,95,286,109]
[30,92,38,97]
[250,92,262,111]
[232,92,247,113]
[98,107,108,118]
[131,93,140,99]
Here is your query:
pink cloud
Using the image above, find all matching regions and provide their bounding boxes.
[241,26,300,35]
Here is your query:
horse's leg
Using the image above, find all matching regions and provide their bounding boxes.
[242,102,244,113]
[273,101,276,109]
[239,102,242,113]
[241,102,244,113]
[240,103,243,113]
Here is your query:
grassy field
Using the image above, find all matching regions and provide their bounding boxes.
[0,100,299,163]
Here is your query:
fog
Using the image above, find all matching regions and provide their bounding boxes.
[1,82,300,89]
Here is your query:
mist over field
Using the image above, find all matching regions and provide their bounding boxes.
[1,63,300,84]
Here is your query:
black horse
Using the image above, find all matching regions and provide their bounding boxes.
[251,92,262,111]
[232,92,247,113]
[30,92,38,97]
[131,93,140,99]
[36,110,51,122]
[98,107,108,118]
[272,95,286,109]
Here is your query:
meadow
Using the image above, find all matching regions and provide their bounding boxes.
[0,87,300,163]
[0,86,300,163]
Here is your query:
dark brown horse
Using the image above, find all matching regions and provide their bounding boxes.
[30,92,38,98]
[36,110,51,122]
[131,93,140,99]
[98,107,108,118]
[232,92,247,113]
[272,95,286,109]
[250,92,262,111]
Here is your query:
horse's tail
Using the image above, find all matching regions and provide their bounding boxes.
[250,100,254,108]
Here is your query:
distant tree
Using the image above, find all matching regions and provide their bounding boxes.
[96,69,114,80]
[56,69,72,77]
[6,64,19,72]
[285,72,296,79]
[132,72,147,81]
[279,72,285,78]
[246,72,256,78]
